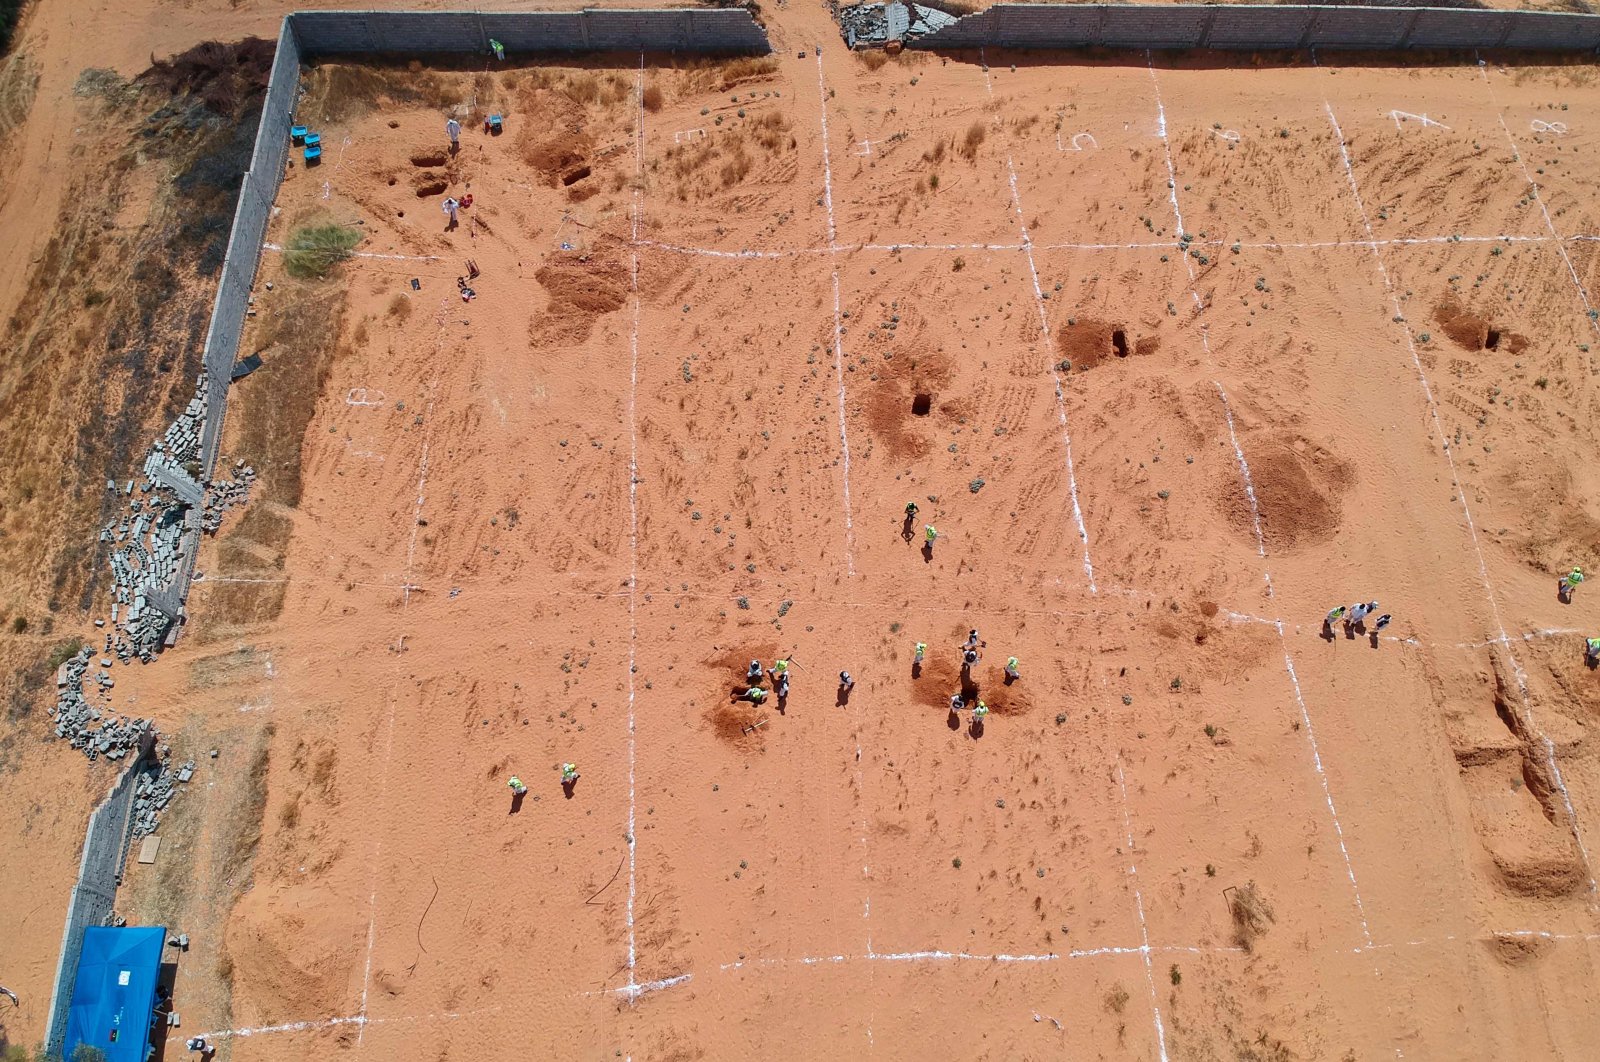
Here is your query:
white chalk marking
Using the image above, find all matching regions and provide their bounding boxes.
[354,689,400,1046]
[1389,109,1451,132]
[814,45,857,578]
[1326,95,1599,900]
[345,388,387,406]
[1213,128,1241,143]
[623,51,645,996]
[1147,54,1373,947]
[1114,761,1171,1062]
[856,138,874,157]
[1056,130,1098,151]
[1530,119,1569,135]
[672,128,705,144]
[633,232,1600,261]
[1477,58,1600,340]
[981,50,1097,594]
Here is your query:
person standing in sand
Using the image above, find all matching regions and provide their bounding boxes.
[1561,567,1584,602]
[1324,605,1345,630]
[1587,637,1600,667]
[507,776,527,796]
[442,197,459,229]
[445,116,461,152]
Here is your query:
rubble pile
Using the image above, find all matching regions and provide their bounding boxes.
[98,373,250,660]
[49,648,151,762]
[131,758,193,839]
[202,460,256,533]
[837,0,957,48]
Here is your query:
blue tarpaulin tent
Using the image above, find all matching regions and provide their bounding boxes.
[63,926,166,1062]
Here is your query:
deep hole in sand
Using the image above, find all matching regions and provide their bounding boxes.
[415,180,447,198]
[1486,329,1501,351]
[1112,329,1129,358]
[561,165,592,186]
[911,393,932,416]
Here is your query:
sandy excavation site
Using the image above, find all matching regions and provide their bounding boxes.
[15,9,1600,1061]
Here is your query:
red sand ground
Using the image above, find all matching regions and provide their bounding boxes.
[8,2,1600,1060]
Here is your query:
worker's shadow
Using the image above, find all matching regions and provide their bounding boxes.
[922,541,933,564]
[561,779,577,800]
[509,790,526,815]
[1587,655,1598,672]
[901,514,915,543]
[911,660,922,679]
[968,717,986,740]
[836,684,853,708]
[1368,630,1381,650]
[1558,583,1575,604]
[947,706,961,731]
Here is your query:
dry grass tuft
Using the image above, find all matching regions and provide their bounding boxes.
[1229,880,1276,951]
[642,82,664,112]
[857,50,892,72]
[961,120,987,160]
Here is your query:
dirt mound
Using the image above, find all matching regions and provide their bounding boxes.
[1221,434,1351,551]
[864,338,954,459]
[705,700,767,747]
[516,88,593,187]
[532,251,629,345]
[1055,319,1157,371]
[1493,851,1588,897]
[1433,300,1527,354]
[1487,933,1552,966]
[223,885,354,1020]
[908,647,1029,715]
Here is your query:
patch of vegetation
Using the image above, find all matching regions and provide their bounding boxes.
[283,223,362,279]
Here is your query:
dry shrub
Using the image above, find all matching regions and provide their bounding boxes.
[141,38,275,117]
[718,56,778,88]
[662,109,791,199]
[642,82,664,112]
[923,137,946,165]
[719,146,753,187]
[961,120,987,160]
[857,50,891,72]
[298,62,460,124]
[386,293,413,322]
[1103,982,1130,1013]
[1229,881,1276,951]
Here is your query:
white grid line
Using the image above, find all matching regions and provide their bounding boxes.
[980,49,1097,594]
[355,303,448,1045]
[1115,760,1172,1062]
[1323,96,1598,902]
[1475,55,1600,340]
[815,45,857,578]
[622,51,645,1001]
[814,43,876,1050]
[629,232,1600,261]
[177,926,1600,1043]
[1147,55,1373,947]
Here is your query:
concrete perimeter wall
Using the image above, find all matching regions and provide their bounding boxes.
[42,757,146,1057]
[293,8,771,55]
[910,4,1600,51]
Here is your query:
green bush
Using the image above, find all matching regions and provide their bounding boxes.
[283,223,362,280]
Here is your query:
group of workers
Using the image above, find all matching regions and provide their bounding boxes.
[1324,600,1392,636]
